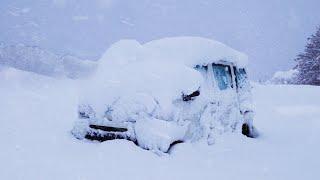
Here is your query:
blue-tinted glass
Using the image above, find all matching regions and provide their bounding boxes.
[194,65,208,75]
[235,68,248,89]
[212,64,232,90]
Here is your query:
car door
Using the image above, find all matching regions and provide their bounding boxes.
[210,63,239,131]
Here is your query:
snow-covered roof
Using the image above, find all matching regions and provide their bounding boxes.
[142,36,248,67]
[100,36,248,68]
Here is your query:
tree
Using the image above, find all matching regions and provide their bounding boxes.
[294,27,320,85]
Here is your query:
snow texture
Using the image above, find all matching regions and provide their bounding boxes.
[134,117,188,154]
[0,44,97,78]
[270,69,298,84]
[141,37,248,68]
[1,67,319,180]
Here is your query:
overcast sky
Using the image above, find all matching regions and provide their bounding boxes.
[1,0,319,79]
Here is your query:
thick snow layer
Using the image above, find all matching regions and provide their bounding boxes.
[81,39,202,117]
[76,37,250,148]
[142,37,248,67]
[80,37,247,119]
[134,117,188,154]
[1,68,319,180]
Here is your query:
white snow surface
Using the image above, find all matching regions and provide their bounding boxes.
[1,67,320,180]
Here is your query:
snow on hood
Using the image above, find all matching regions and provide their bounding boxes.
[80,37,248,117]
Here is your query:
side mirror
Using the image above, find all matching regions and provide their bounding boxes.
[182,90,200,101]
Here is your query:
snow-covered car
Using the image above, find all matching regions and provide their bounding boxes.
[72,37,258,153]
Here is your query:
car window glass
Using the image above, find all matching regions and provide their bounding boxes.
[235,68,248,89]
[212,64,232,90]
[194,65,208,76]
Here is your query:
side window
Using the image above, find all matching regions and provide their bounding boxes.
[194,64,208,75]
[235,68,248,89]
[212,64,233,90]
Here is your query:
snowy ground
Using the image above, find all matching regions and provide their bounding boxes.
[1,68,319,180]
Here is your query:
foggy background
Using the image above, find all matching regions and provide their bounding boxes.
[1,0,319,80]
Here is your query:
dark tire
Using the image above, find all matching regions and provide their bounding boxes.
[242,123,258,138]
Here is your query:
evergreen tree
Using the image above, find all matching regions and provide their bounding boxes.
[294,27,320,85]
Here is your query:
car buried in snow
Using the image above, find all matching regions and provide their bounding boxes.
[72,37,258,153]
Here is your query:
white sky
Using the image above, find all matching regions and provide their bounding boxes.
[1,0,319,79]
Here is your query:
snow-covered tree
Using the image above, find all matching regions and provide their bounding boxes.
[270,69,298,84]
[294,27,320,85]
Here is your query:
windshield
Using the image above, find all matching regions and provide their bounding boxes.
[212,64,233,90]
